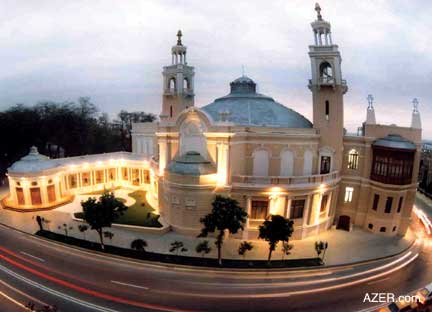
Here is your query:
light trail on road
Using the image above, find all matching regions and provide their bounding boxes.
[0,250,198,312]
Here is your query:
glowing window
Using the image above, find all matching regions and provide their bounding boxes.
[344,187,354,203]
[347,149,359,170]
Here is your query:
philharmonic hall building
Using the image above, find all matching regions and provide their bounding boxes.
[2,5,422,240]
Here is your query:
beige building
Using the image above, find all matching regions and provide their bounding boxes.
[3,4,422,240]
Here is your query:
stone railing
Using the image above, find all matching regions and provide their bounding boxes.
[231,171,339,187]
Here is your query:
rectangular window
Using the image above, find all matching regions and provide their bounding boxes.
[347,150,359,170]
[47,185,56,203]
[132,169,140,186]
[397,197,403,213]
[251,200,268,220]
[320,156,331,174]
[68,174,77,188]
[385,197,393,213]
[372,194,379,211]
[325,100,330,120]
[16,187,25,205]
[344,187,354,203]
[290,199,305,219]
[95,170,104,184]
[320,194,328,213]
[122,167,128,180]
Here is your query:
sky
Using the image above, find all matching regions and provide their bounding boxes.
[0,0,431,137]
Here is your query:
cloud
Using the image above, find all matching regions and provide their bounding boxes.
[0,0,431,137]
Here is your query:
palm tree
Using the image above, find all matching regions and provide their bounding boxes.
[238,241,254,260]
[281,242,293,260]
[195,240,211,258]
[170,241,188,256]
[131,239,148,253]
[258,215,294,264]
[199,195,248,266]
[78,224,89,240]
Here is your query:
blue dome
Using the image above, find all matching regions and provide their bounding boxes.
[201,76,312,128]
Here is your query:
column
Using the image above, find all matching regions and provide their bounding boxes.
[303,195,312,227]
[216,143,229,186]
[246,196,251,229]
[23,186,31,206]
[324,30,329,45]
[318,30,322,45]
[159,141,168,175]
[184,52,187,64]
[53,178,60,201]
[328,32,333,45]
[90,170,94,186]
[314,31,318,45]
[9,180,18,204]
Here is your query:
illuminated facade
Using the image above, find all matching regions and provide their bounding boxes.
[4,4,422,240]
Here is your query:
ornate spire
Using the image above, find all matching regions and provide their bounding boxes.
[176,30,182,45]
[315,3,322,21]
[412,98,419,113]
[411,98,421,129]
[366,94,376,124]
[367,94,374,109]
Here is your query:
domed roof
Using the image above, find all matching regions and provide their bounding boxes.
[167,151,216,176]
[372,134,416,151]
[8,146,55,173]
[201,76,312,128]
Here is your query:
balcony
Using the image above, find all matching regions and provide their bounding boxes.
[231,171,339,188]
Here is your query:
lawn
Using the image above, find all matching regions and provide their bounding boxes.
[75,190,162,228]
[115,190,162,228]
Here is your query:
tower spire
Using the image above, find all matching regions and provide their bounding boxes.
[315,3,323,21]
[176,30,182,46]
[411,98,421,129]
[366,94,376,124]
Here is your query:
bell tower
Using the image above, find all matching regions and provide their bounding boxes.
[160,30,195,122]
[308,3,347,172]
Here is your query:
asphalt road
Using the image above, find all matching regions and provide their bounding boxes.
[0,217,430,312]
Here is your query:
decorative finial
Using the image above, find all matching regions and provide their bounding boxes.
[367,94,374,109]
[176,30,182,45]
[315,3,322,21]
[412,98,419,113]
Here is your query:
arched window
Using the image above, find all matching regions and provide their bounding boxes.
[280,150,294,176]
[180,119,207,158]
[169,106,173,118]
[183,78,189,91]
[303,149,313,175]
[253,149,269,176]
[319,61,333,83]
[169,78,176,91]
[347,149,359,170]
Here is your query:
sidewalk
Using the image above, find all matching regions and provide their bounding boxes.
[0,197,414,266]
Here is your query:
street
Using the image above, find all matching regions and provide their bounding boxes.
[0,216,430,312]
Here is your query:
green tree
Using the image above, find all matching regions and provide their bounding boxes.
[258,215,294,263]
[195,240,211,258]
[170,241,188,256]
[131,239,148,253]
[199,195,248,266]
[81,192,127,251]
[238,241,254,259]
